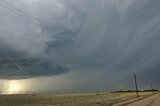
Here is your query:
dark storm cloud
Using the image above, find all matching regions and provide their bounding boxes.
[0,0,82,79]
[0,0,160,85]
[51,0,160,85]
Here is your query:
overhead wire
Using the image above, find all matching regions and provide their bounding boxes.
[0,23,47,43]
[0,28,41,46]
[0,0,75,38]
[0,0,58,34]
[0,0,115,67]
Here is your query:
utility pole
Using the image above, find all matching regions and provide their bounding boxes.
[134,73,139,96]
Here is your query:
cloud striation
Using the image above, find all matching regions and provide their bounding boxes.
[0,0,160,85]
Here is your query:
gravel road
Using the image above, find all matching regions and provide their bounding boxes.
[127,93,160,106]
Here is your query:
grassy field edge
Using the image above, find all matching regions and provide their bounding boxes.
[117,93,158,106]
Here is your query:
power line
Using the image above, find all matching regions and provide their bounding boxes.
[0,28,41,46]
[0,0,58,34]
[0,24,114,69]
[0,0,75,38]
[0,0,77,42]
[0,0,115,67]
[0,0,81,43]
[0,26,115,74]
[0,23,46,43]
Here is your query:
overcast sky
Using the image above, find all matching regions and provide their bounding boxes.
[0,0,160,91]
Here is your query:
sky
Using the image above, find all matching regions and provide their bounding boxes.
[0,0,160,92]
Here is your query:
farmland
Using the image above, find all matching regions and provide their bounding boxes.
[0,92,154,106]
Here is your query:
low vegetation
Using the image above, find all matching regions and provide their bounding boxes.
[0,91,154,106]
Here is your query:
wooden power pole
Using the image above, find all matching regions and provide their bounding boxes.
[134,73,139,96]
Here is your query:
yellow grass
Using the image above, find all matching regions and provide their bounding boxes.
[0,92,153,106]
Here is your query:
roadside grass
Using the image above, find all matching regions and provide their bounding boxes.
[114,92,157,106]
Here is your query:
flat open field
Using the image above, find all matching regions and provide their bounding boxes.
[0,92,154,106]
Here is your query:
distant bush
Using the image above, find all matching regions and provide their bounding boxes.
[111,89,159,93]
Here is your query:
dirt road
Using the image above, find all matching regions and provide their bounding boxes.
[127,93,160,106]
